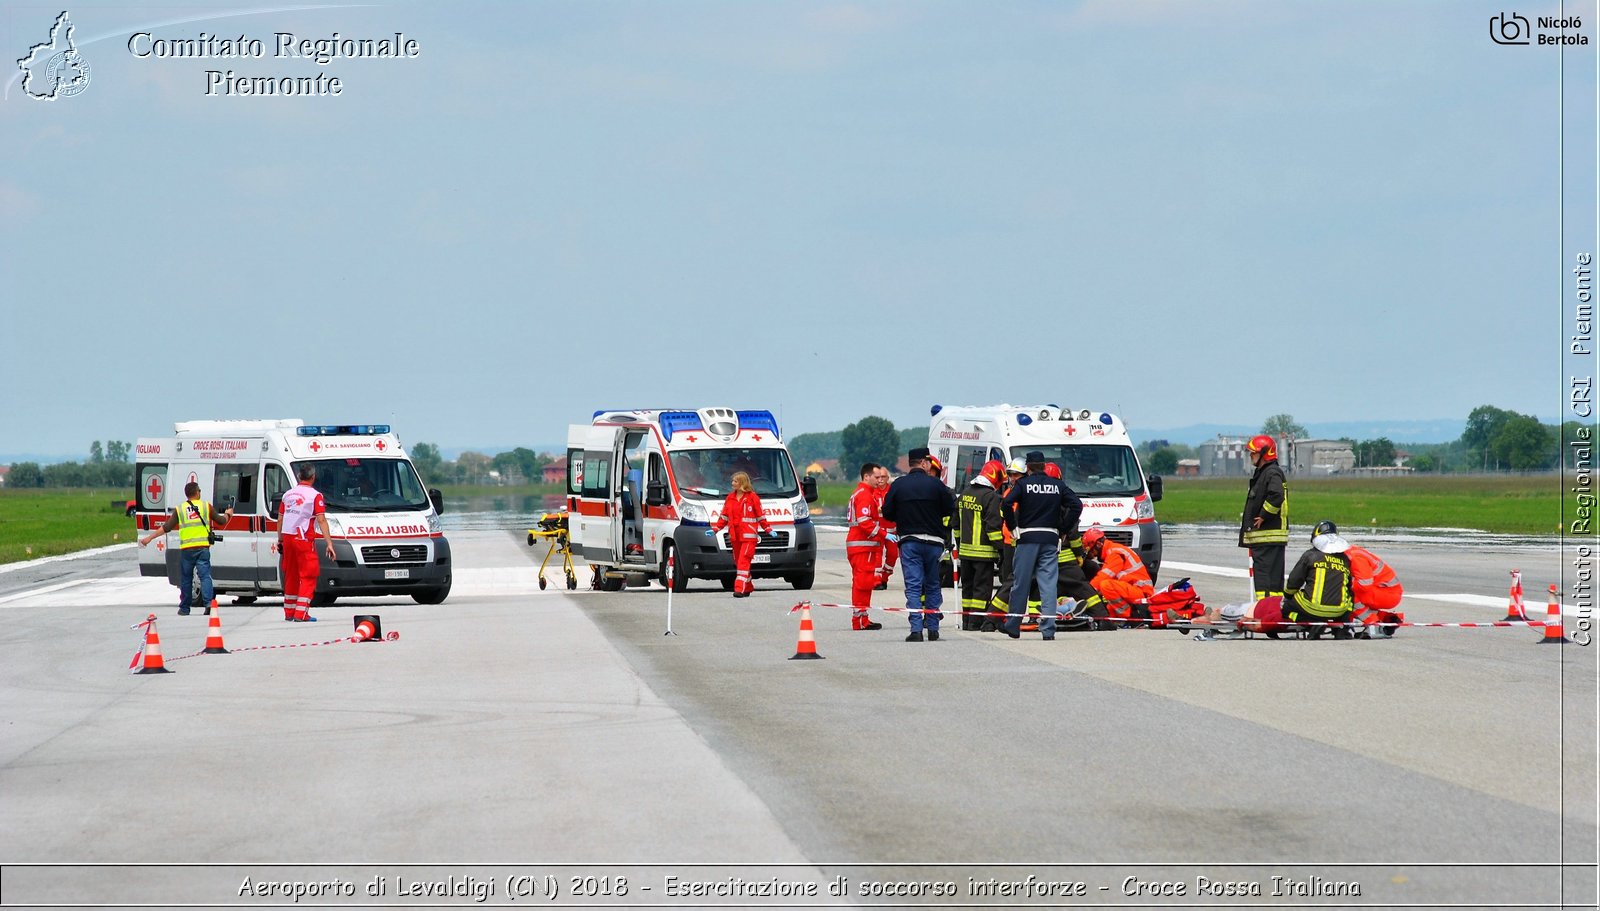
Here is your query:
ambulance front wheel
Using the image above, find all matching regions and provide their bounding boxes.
[787,569,814,591]
[413,583,451,605]
[311,591,338,607]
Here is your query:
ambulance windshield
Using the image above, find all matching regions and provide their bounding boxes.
[1010,445,1146,497]
[670,447,799,500]
[295,458,430,512]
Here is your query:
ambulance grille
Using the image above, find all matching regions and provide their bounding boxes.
[720,531,790,551]
[1105,530,1135,547]
[362,544,428,564]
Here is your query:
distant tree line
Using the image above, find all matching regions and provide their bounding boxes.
[408,444,554,487]
[1139,404,1573,476]
[4,441,134,489]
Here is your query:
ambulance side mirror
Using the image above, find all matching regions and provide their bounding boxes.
[429,488,445,515]
[802,476,818,503]
[645,482,668,507]
[1146,474,1163,503]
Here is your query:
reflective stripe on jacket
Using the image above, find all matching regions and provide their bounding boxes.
[176,498,212,550]
[712,490,771,540]
[956,482,1003,560]
[1240,460,1289,546]
[846,482,885,549]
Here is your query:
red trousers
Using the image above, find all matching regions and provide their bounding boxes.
[280,535,319,619]
[731,537,757,594]
[848,546,881,628]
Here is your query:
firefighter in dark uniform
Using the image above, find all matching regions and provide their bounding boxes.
[1240,434,1289,600]
[985,459,1027,630]
[1042,463,1102,630]
[956,460,1005,630]
[1284,519,1356,637]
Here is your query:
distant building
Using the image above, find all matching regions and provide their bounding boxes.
[542,457,567,485]
[1196,436,1250,477]
[804,458,840,479]
[1175,459,1200,477]
[1288,439,1356,475]
[0,465,8,487]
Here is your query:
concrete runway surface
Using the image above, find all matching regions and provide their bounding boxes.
[0,525,1593,909]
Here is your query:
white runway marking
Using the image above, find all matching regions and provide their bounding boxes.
[0,543,133,574]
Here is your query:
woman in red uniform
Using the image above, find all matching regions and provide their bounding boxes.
[711,471,771,598]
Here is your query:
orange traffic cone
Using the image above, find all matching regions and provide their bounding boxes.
[135,615,172,674]
[1503,570,1527,621]
[789,603,824,660]
[351,615,382,643]
[203,607,228,654]
[1538,584,1567,644]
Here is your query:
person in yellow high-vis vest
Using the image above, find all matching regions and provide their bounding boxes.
[139,481,234,616]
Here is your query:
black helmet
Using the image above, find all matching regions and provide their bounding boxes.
[1312,519,1338,539]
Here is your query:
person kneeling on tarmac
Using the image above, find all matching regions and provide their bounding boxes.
[1283,520,1357,638]
[1081,525,1155,629]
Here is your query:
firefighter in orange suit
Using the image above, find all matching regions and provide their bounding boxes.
[845,462,887,630]
[1082,525,1155,622]
[711,471,772,598]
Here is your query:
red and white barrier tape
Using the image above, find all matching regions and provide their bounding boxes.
[786,601,1560,631]
[167,629,398,662]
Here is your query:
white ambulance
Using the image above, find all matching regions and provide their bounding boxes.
[566,408,818,592]
[926,404,1165,580]
[134,420,452,605]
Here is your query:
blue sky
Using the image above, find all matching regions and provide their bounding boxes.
[2,0,1594,458]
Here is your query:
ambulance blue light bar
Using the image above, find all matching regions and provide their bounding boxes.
[296,424,391,436]
[735,410,781,439]
[659,412,704,438]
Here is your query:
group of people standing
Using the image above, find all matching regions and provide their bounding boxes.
[846,446,1155,641]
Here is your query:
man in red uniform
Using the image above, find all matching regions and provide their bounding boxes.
[279,465,336,622]
[845,463,887,630]
[872,464,897,590]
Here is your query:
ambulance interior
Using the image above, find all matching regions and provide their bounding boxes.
[292,457,431,512]
[950,444,1151,497]
[667,448,800,501]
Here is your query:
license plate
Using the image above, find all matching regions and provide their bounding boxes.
[384,568,410,580]
[751,554,771,564]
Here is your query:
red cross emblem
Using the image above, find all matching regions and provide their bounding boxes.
[309,441,321,453]
[686,435,698,443]
[751,434,763,441]
[145,475,163,502]
[270,541,279,554]
[375,440,386,451]
[155,539,165,552]
[1065,425,1077,436]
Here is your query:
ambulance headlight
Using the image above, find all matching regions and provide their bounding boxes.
[792,498,809,520]
[428,513,441,534]
[327,518,344,535]
[678,501,710,523]
[1135,496,1155,520]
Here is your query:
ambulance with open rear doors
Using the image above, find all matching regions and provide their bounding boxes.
[133,420,452,605]
[567,408,818,591]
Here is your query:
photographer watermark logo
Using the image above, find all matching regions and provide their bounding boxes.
[1490,12,1531,44]
[1490,11,1589,46]
[16,11,90,100]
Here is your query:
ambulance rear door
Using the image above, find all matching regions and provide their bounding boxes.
[208,461,260,590]
[574,425,626,566]
[134,454,169,578]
